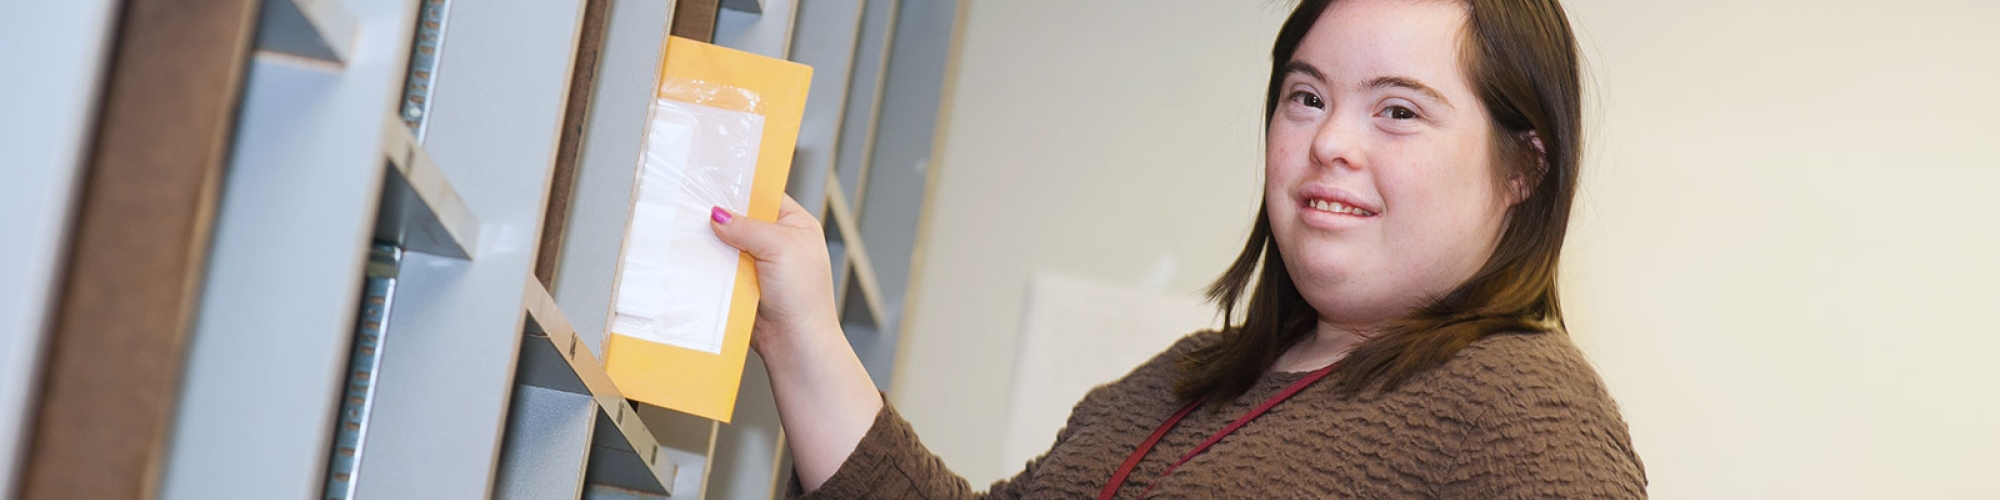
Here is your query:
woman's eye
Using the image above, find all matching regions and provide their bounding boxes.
[1381,105,1417,120]
[1290,91,1324,109]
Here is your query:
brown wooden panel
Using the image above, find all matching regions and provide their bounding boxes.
[20,0,261,498]
[672,0,721,42]
[536,0,614,290]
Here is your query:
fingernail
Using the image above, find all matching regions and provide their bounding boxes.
[711,206,732,224]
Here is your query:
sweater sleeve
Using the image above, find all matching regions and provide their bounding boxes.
[788,400,1047,500]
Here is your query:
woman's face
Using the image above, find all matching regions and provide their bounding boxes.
[1266,0,1517,330]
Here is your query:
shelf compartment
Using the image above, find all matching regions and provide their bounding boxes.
[493,384,598,499]
[521,277,681,495]
[713,0,796,59]
[255,0,358,64]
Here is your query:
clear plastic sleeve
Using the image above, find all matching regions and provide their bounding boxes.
[612,77,767,354]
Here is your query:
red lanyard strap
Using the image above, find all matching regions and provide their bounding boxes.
[1097,362,1339,500]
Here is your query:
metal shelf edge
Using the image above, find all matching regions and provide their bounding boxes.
[379,114,480,258]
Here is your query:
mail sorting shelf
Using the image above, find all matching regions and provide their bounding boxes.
[163,0,957,498]
[167,0,682,497]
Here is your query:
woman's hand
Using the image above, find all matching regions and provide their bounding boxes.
[709,195,883,492]
[708,195,841,356]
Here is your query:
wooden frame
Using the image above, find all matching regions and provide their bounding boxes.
[20,0,260,498]
[671,0,721,42]
[537,0,615,290]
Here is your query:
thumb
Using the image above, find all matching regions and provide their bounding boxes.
[709,206,786,259]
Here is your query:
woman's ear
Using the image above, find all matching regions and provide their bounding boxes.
[1507,131,1547,205]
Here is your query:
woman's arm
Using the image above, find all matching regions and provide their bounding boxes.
[708,197,882,491]
[712,196,1066,498]
[757,315,882,490]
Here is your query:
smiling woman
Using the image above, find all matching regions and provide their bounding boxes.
[1193,0,1582,405]
[710,0,1645,498]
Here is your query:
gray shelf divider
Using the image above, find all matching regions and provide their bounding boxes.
[554,0,677,358]
[832,0,900,208]
[350,0,589,497]
[782,0,865,218]
[714,0,798,59]
[495,385,599,500]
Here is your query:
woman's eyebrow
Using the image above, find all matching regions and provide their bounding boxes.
[1283,60,1326,83]
[1364,76,1454,109]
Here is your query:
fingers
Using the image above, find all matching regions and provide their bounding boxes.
[709,206,789,260]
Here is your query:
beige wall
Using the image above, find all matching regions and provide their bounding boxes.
[895,0,2000,497]
[1560,1,2000,498]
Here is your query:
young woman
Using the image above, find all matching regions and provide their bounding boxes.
[706,0,1646,497]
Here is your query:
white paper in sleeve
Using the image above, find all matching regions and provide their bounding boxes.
[612,97,766,354]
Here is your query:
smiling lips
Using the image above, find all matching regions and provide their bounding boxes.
[1306,198,1378,217]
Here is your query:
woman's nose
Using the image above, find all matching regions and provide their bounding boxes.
[1309,117,1363,172]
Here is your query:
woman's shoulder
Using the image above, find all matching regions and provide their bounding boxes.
[1418,332,1648,494]
[1422,331,1626,423]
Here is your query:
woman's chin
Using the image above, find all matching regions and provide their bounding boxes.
[1293,292,1401,327]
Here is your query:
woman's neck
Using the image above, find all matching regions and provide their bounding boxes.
[1270,321,1370,373]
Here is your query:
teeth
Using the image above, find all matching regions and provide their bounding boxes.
[1308,199,1373,216]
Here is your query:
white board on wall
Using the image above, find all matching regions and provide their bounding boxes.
[1001,273,1220,469]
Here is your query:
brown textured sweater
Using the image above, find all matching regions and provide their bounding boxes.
[796,330,1646,499]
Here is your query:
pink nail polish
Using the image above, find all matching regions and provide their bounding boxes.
[711,206,732,224]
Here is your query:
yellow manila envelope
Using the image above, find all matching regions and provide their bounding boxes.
[604,36,810,423]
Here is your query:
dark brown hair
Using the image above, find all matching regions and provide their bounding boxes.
[1178,0,1583,404]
